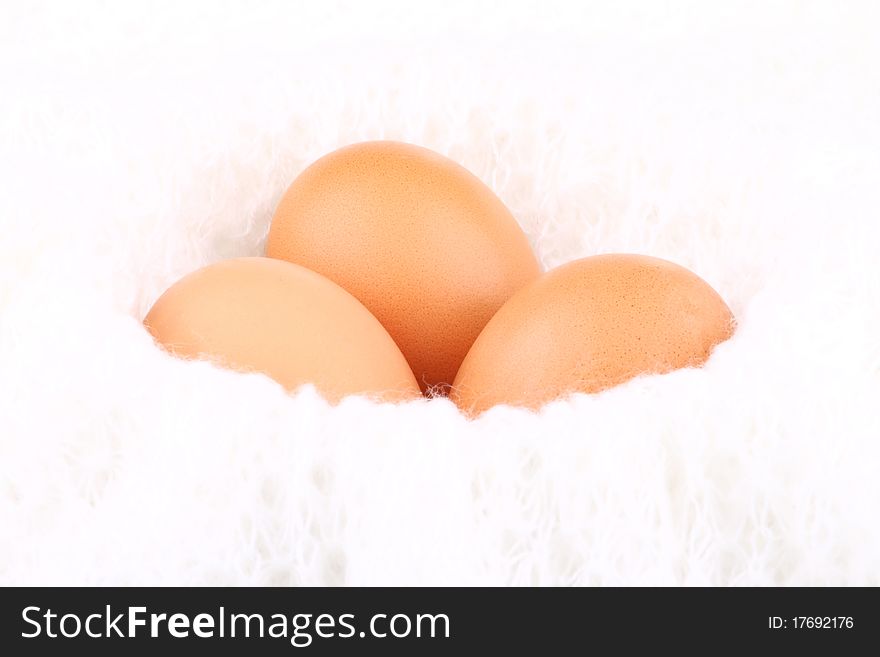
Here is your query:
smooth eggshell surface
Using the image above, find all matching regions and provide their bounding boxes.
[266,141,541,392]
[144,257,420,403]
[451,254,734,415]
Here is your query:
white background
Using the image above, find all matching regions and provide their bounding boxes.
[0,1,878,584]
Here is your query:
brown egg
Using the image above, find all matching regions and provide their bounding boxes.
[144,257,420,403]
[452,254,734,414]
[266,141,540,392]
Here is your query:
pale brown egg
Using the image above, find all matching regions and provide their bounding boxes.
[144,257,420,403]
[266,141,540,393]
[451,254,734,415]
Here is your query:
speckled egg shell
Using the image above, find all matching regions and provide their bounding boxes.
[266,141,541,392]
[144,257,420,403]
[451,254,735,414]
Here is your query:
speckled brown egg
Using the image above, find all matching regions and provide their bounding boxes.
[451,254,735,414]
[266,141,541,393]
[144,257,420,403]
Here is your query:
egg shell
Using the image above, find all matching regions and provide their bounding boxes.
[144,257,420,403]
[451,254,735,414]
[266,141,541,392]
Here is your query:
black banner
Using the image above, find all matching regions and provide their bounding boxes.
[0,587,874,654]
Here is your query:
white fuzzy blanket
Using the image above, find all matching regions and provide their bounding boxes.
[1,0,878,585]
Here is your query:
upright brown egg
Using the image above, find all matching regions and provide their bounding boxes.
[144,257,420,403]
[266,141,541,392]
[452,254,734,415]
